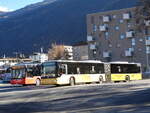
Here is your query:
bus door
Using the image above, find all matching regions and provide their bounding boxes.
[104,63,111,82]
[26,67,36,84]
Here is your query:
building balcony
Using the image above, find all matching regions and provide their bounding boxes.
[126,31,134,38]
[123,13,131,20]
[145,20,150,26]
[87,35,94,42]
[103,52,110,58]
[125,48,134,57]
[125,50,132,57]
[103,16,110,22]
[146,40,150,46]
[99,25,107,32]
[89,44,96,50]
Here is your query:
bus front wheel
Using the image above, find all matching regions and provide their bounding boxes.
[36,79,41,86]
[70,77,75,86]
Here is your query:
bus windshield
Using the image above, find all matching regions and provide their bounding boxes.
[11,68,26,79]
[11,65,41,79]
[42,62,56,77]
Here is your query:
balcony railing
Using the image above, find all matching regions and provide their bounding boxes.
[103,16,110,22]
[99,25,107,32]
[87,36,94,42]
[89,44,96,50]
[126,31,134,38]
[123,13,131,20]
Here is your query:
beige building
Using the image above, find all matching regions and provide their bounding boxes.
[0,58,31,67]
[29,53,48,63]
[87,7,150,71]
[73,42,88,60]
[64,46,73,60]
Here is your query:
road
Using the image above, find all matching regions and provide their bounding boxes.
[0,80,150,113]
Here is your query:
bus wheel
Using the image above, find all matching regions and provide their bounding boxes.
[99,76,103,84]
[70,77,75,86]
[125,75,130,82]
[36,79,41,86]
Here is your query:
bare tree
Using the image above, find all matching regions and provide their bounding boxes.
[48,43,71,60]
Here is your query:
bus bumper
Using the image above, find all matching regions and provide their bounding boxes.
[10,78,25,85]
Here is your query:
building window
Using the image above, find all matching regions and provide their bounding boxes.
[146,46,150,54]
[131,38,136,46]
[113,15,117,19]
[105,32,109,39]
[147,36,150,40]
[105,32,109,36]
[115,26,119,30]
[93,25,97,32]
[119,19,124,24]
[127,23,131,28]
[139,38,143,42]
[120,34,125,39]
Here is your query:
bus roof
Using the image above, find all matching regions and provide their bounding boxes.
[109,61,141,65]
[11,62,40,68]
[44,60,103,64]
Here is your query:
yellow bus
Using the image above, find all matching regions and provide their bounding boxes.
[105,62,142,82]
[40,60,106,86]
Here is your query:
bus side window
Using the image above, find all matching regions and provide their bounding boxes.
[117,66,121,73]
[59,64,66,74]
[67,64,77,74]
[90,66,96,74]
[77,67,80,74]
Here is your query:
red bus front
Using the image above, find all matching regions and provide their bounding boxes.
[10,64,41,86]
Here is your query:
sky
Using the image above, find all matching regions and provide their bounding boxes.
[0,0,44,11]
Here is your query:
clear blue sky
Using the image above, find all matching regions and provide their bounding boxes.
[0,0,43,11]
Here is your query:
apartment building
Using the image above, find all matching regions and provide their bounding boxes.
[0,58,31,67]
[87,7,150,71]
[29,53,48,63]
[73,42,88,60]
[64,46,73,60]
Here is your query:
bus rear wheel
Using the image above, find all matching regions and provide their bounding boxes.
[70,77,75,86]
[36,79,41,86]
[125,75,130,82]
[99,76,103,84]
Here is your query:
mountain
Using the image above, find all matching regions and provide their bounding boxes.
[0,0,138,56]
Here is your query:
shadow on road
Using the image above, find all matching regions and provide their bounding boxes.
[0,85,150,113]
[0,85,56,93]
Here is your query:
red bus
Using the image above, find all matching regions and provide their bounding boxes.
[10,62,41,86]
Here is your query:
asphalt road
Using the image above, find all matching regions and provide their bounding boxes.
[0,80,150,113]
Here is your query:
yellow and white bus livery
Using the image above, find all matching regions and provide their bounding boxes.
[105,62,142,82]
[40,60,106,86]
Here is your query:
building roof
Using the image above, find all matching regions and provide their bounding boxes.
[73,41,88,46]
[87,7,136,16]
